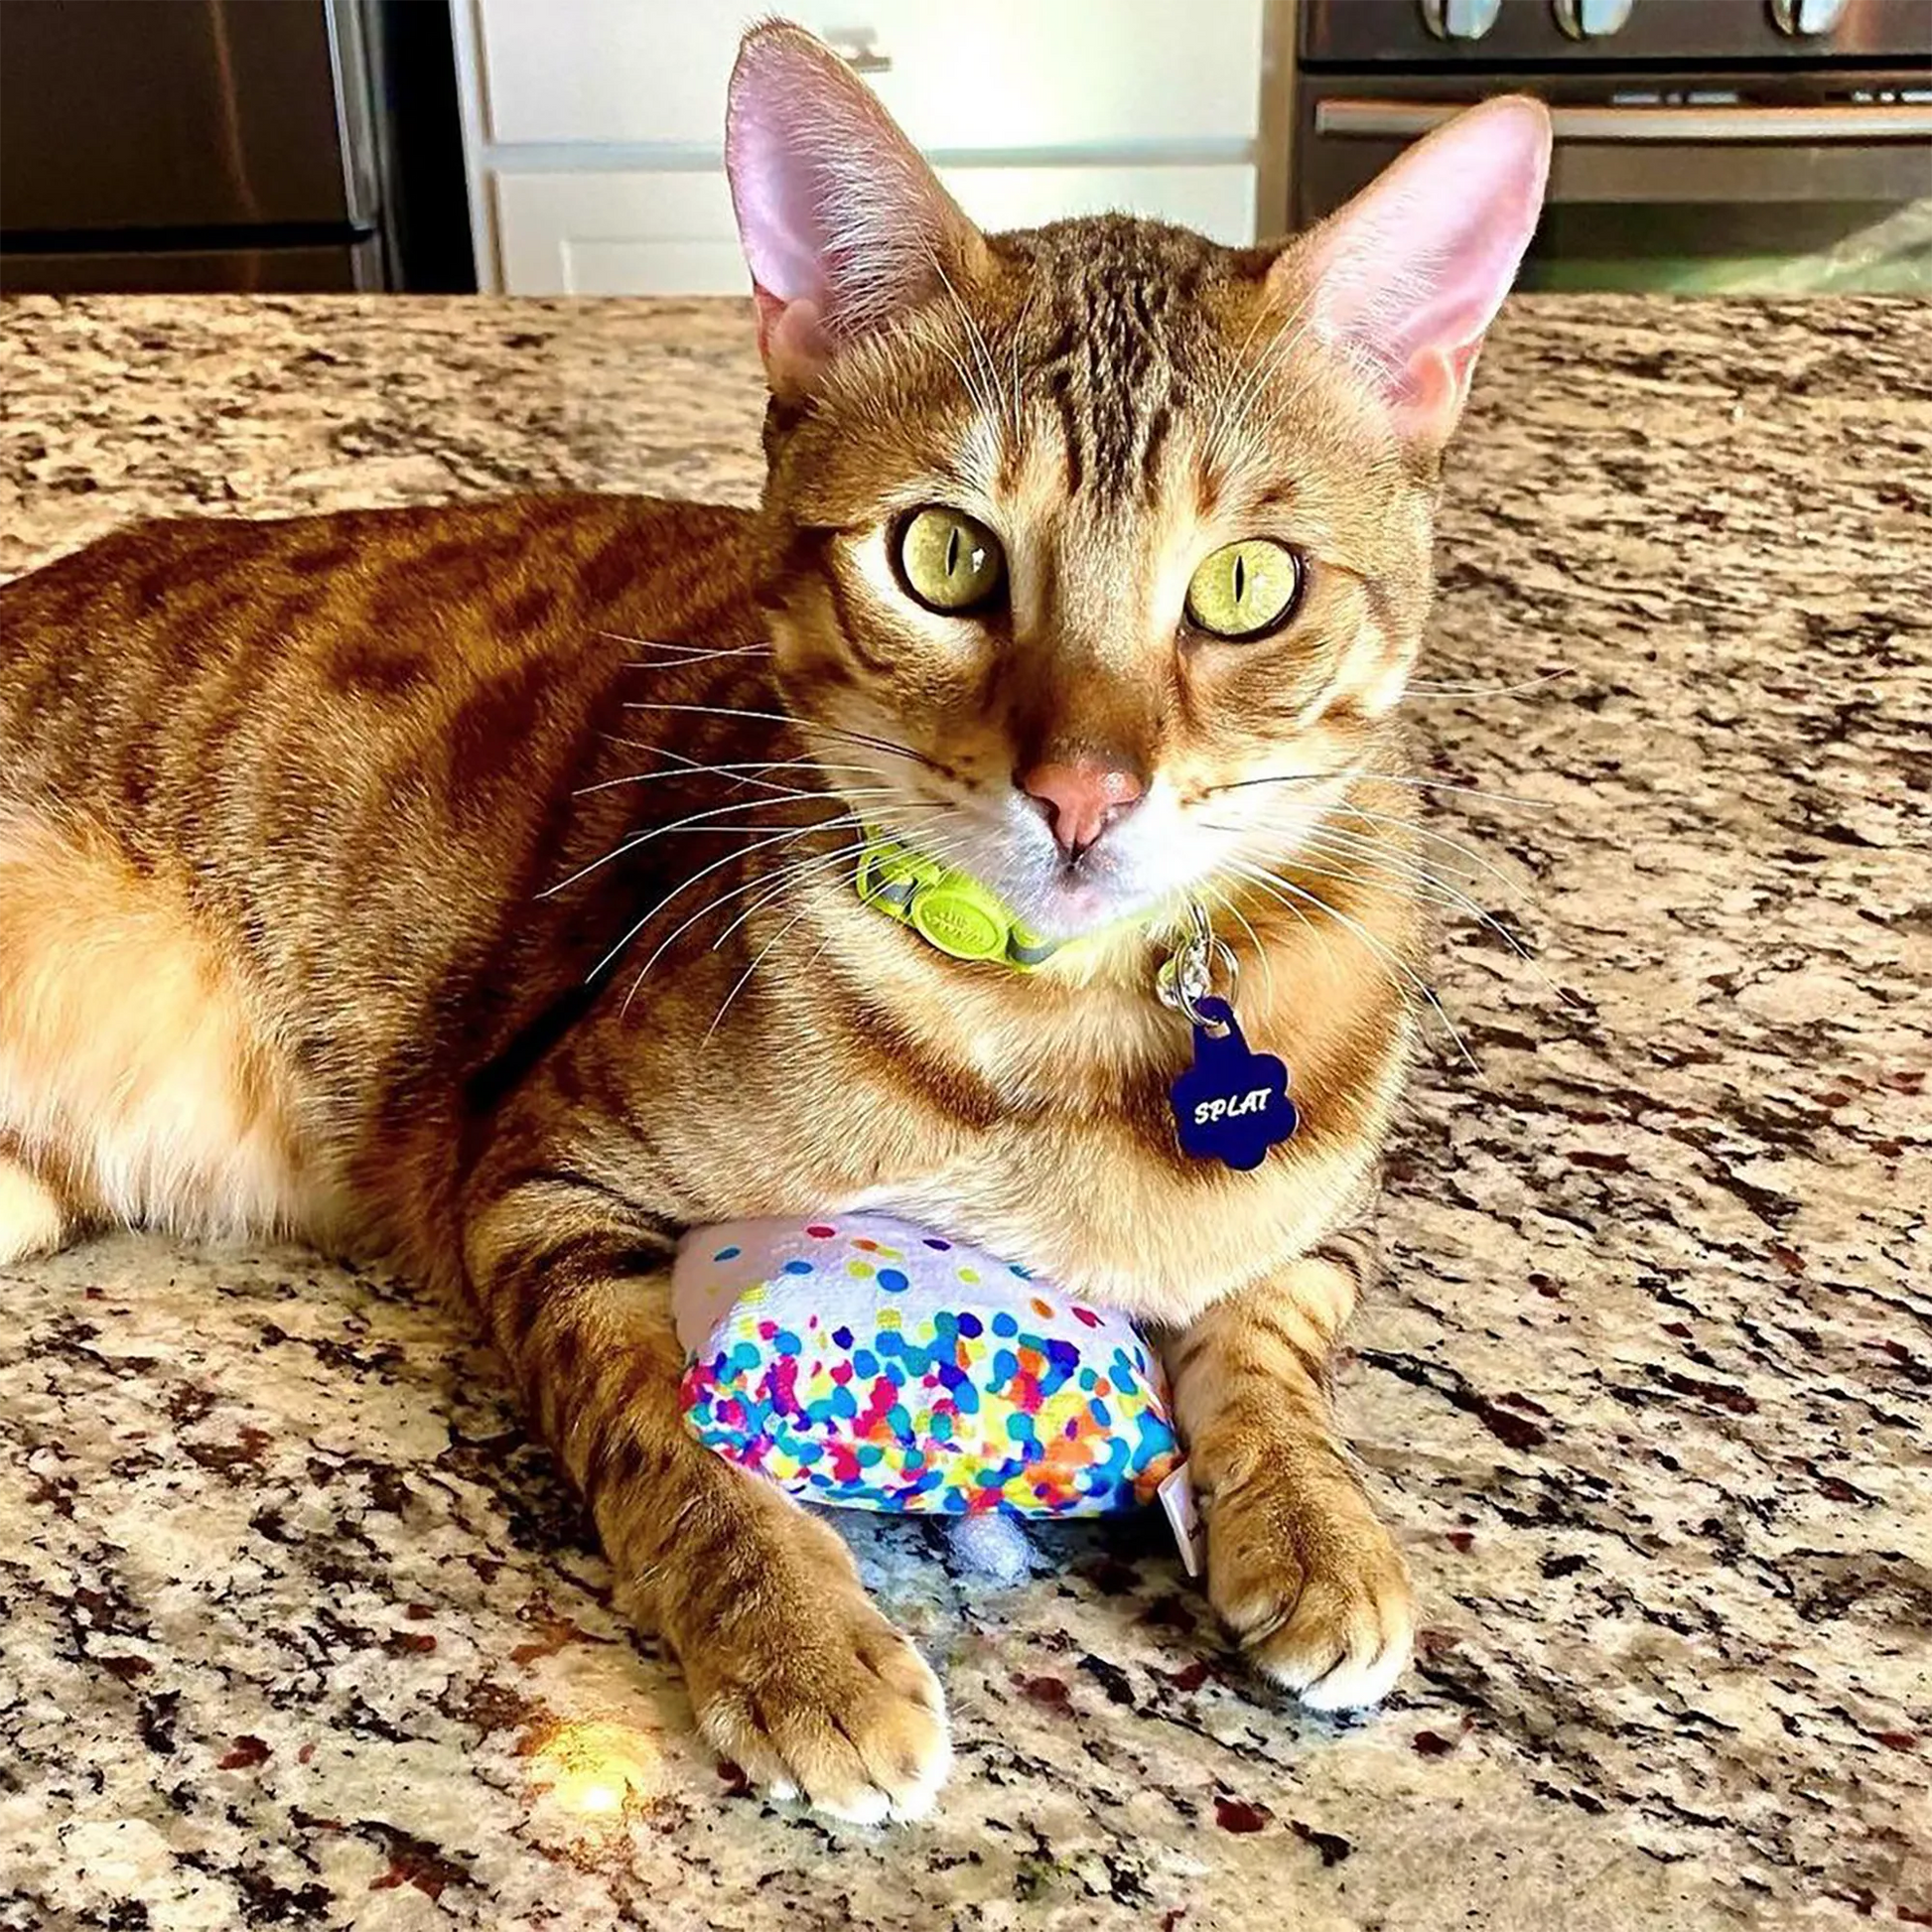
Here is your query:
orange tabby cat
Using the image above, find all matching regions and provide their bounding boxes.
[0,26,1549,1821]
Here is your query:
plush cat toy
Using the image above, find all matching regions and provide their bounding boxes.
[674,1213,1185,1581]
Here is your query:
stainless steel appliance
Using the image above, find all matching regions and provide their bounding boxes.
[1295,0,1932,292]
[0,0,472,294]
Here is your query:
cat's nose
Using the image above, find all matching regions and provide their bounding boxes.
[1019,759,1145,860]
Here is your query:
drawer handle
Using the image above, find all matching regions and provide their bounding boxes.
[1314,98,1932,142]
[824,26,892,73]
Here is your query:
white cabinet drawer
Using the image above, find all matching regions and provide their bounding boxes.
[496,172,744,296]
[475,0,1265,151]
[494,163,1259,296]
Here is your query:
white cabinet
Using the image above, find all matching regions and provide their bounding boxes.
[474,0,1265,149]
[451,0,1279,296]
[495,164,1261,297]
[494,172,746,299]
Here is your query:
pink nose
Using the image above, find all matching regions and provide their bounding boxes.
[1019,759,1145,859]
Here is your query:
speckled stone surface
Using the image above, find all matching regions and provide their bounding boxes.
[0,294,1927,1931]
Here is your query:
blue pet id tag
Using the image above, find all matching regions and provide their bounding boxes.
[1169,996,1298,1172]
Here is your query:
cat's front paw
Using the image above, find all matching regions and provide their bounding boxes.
[1203,1457,1415,1712]
[675,1521,950,1824]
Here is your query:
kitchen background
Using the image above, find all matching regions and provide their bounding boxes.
[0,0,1928,298]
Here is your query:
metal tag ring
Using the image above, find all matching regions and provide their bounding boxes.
[1157,935,1240,1028]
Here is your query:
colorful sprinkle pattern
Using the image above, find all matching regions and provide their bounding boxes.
[673,1215,1179,1516]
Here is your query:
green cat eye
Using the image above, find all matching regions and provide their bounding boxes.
[897,506,1006,615]
[1184,539,1304,642]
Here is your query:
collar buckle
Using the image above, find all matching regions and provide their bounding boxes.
[856,832,1059,971]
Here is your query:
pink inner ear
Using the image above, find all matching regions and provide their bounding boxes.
[730,77,839,313]
[1305,96,1552,442]
[725,25,983,384]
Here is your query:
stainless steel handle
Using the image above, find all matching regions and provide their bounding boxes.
[823,26,892,73]
[1314,99,1932,142]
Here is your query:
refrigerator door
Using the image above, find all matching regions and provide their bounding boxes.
[0,0,374,233]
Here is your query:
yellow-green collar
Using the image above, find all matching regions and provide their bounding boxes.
[855,830,1068,971]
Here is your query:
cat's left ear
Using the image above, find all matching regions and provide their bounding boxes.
[1274,95,1552,451]
[726,22,990,400]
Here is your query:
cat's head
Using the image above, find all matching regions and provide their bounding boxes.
[727,23,1549,941]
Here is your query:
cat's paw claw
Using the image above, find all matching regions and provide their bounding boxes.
[690,1591,950,1824]
[1240,1571,1415,1711]
[1207,1478,1416,1713]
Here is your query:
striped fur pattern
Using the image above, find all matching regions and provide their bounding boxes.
[0,29,1537,1822]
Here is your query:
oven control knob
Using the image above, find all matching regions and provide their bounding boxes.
[1554,0,1635,36]
[1421,0,1503,39]
[1771,0,1848,33]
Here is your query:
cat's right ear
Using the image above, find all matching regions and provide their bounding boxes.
[726,22,989,401]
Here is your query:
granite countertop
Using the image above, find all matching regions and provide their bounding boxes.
[0,294,1926,1932]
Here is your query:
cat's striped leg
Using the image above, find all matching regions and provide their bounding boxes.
[459,1168,950,1823]
[1164,1229,1415,1710]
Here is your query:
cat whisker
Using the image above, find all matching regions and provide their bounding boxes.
[1264,874,1342,982]
[707,841,872,954]
[1211,765,1550,812]
[597,814,865,992]
[1406,667,1573,699]
[1305,827,1583,1012]
[1294,841,1533,963]
[1238,850,1437,913]
[1323,802,1536,907]
[1201,279,1320,478]
[573,755,883,800]
[621,700,944,773]
[703,901,818,1045]
[708,809,970,956]
[933,339,1001,445]
[1292,841,1571,1022]
[1208,811,1506,925]
[1202,878,1276,1010]
[604,796,959,1005]
[1226,856,1474,1068]
[596,630,773,665]
[1295,829,1475,907]
[620,825,881,1017]
[1006,287,1035,449]
[1203,298,1281,464]
[1308,824,1527,929]
[1210,290,1344,488]
[539,787,915,900]
[595,740,894,800]
[1205,326,1306,477]
[1226,864,1341,985]
[1205,765,1348,796]
[701,834,964,1048]
[1209,810,1567,1010]
[699,821,978,1043]
[929,250,1007,437]
[620,652,770,671]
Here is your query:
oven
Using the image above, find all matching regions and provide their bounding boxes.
[1295,0,1932,293]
